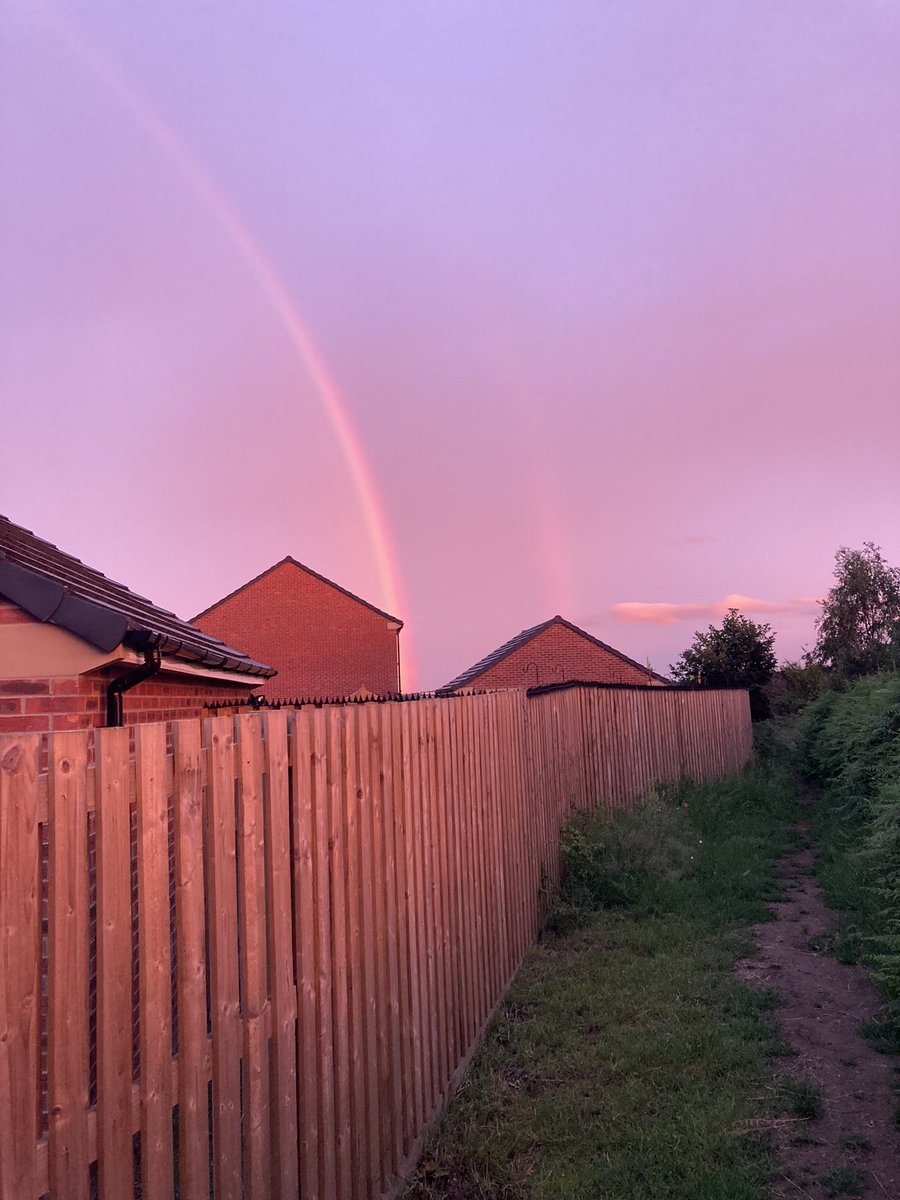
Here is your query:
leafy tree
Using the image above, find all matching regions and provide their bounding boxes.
[809,543,900,678]
[670,608,777,719]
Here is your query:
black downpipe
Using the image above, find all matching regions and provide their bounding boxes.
[106,648,162,727]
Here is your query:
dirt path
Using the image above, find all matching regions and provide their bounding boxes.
[737,821,900,1199]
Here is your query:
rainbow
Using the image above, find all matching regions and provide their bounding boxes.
[36,2,417,685]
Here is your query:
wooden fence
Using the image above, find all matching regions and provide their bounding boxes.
[0,684,751,1200]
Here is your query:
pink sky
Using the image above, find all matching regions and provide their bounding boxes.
[2,1,899,688]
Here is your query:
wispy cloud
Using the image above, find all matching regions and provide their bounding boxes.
[611,594,821,627]
[684,533,716,545]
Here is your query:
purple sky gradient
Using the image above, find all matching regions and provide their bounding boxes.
[2,1,899,688]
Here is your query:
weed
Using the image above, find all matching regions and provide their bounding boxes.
[860,1007,900,1056]
[778,1078,823,1120]
[820,1164,867,1196]
[807,932,835,954]
[835,929,865,966]
[839,1133,872,1151]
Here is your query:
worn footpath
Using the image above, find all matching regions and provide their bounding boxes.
[738,817,900,1199]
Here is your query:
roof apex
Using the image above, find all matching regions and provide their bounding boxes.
[440,614,668,691]
[192,555,403,627]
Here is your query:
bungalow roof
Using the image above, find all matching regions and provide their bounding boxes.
[0,514,275,678]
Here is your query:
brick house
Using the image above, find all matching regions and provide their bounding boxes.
[0,515,275,733]
[193,556,403,701]
[441,615,668,693]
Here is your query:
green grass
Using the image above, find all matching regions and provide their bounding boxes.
[403,765,795,1200]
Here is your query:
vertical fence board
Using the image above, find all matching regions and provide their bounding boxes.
[464,695,483,1034]
[0,734,40,1200]
[461,698,482,1032]
[402,703,425,1130]
[135,722,174,1200]
[95,727,135,1200]
[390,702,414,1155]
[171,721,210,1200]
[342,707,367,1200]
[469,695,490,1029]
[292,707,322,1200]
[47,731,90,1200]
[365,704,393,1187]
[450,699,474,1049]
[451,700,470,1047]
[205,715,242,1200]
[417,704,438,1118]
[485,695,507,995]
[509,693,528,963]
[380,704,403,1178]
[435,701,460,1083]
[424,701,448,1105]
[310,707,337,1196]
[236,715,271,1200]
[515,694,535,938]
[494,694,514,982]
[264,711,300,1200]
[505,693,527,963]
[356,705,381,1196]
[328,707,353,1198]
[519,691,539,939]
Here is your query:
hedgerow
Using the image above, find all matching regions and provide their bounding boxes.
[799,673,900,1013]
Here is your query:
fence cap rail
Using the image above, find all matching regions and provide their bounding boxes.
[204,680,750,711]
[525,680,751,697]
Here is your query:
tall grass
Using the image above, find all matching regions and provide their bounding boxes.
[799,672,900,1020]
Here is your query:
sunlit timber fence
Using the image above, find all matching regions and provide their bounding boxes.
[0,683,751,1200]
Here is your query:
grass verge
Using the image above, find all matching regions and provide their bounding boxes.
[403,765,795,1200]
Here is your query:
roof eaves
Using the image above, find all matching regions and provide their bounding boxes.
[0,556,128,652]
[0,517,277,679]
[125,628,276,678]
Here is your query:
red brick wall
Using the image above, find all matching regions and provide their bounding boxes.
[457,622,656,691]
[0,600,37,624]
[0,668,255,734]
[194,560,401,700]
[0,599,256,731]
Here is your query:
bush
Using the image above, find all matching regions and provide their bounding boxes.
[545,764,795,936]
[547,792,697,932]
